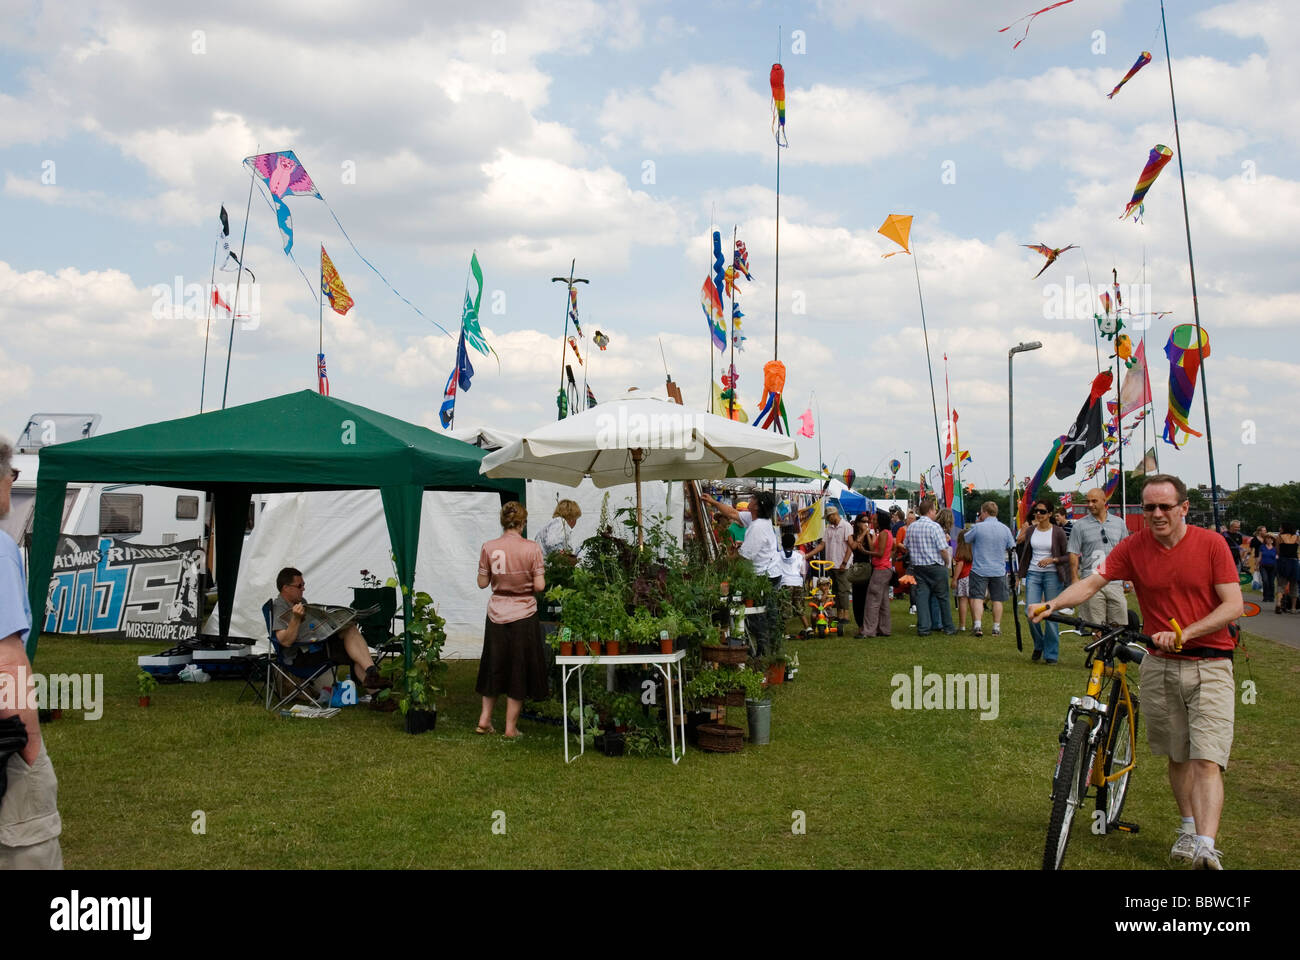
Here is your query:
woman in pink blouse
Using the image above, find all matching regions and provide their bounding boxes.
[475,501,548,739]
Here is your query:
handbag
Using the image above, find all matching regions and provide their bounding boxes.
[847,562,874,584]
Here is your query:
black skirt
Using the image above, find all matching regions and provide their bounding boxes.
[475,613,549,701]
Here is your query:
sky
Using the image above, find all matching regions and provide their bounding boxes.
[1,0,1294,495]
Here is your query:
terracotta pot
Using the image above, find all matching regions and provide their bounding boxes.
[138,696,150,707]
[766,664,785,686]
[660,637,674,654]
[605,640,621,656]
[559,641,573,657]
[585,639,602,657]
[720,581,730,596]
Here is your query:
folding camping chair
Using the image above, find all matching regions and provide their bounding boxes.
[261,600,341,713]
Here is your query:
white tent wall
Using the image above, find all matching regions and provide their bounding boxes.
[203,479,682,660]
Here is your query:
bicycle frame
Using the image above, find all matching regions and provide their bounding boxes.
[1054,621,1144,799]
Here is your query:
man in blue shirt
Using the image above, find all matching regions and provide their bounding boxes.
[0,434,64,868]
[963,500,1017,638]
[908,497,955,636]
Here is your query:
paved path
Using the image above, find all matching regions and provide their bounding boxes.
[1238,587,1300,652]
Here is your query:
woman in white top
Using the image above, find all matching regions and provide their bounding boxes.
[738,491,783,654]
[536,500,581,557]
[1016,499,1071,663]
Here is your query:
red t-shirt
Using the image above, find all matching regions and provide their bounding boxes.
[1098,525,1238,654]
[872,530,894,570]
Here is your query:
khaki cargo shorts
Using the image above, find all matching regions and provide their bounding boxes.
[1140,654,1234,769]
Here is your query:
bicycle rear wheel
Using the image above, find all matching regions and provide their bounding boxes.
[1097,696,1138,828]
[1043,718,1093,870]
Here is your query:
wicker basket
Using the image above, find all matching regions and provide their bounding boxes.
[696,723,744,753]
[703,690,746,707]
[702,645,749,665]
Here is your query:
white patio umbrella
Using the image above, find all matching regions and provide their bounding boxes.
[479,395,798,546]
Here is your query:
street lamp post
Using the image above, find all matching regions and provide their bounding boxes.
[1237,463,1242,491]
[905,450,911,506]
[1008,341,1044,533]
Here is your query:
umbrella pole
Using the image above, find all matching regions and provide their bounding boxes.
[633,448,644,549]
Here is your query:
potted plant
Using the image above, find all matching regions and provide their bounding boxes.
[137,669,158,707]
[658,607,682,654]
[352,569,398,643]
[762,655,788,687]
[545,585,580,655]
[598,595,629,656]
[380,590,447,734]
[626,609,657,654]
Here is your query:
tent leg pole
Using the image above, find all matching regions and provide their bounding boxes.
[633,448,644,550]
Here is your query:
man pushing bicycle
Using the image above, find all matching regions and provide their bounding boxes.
[1032,474,1243,870]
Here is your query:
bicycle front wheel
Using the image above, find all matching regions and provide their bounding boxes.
[1097,696,1138,828]
[1043,718,1093,870]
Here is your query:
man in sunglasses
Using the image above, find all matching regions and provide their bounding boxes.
[1033,474,1243,871]
[1067,487,1128,626]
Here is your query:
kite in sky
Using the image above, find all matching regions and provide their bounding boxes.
[1121,145,1174,221]
[1163,324,1210,448]
[700,277,725,351]
[1113,333,1136,368]
[998,0,1076,50]
[770,63,788,147]
[1022,243,1078,279]
[878,214,912,258]
[1108,51,1152,99]
[797,409,815,438]
[245,151,320,255]
[593,330,610,350]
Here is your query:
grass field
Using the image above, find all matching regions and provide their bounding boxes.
[31,600,1300,869]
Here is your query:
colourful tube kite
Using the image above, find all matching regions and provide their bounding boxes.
[1108,51,1152,99]
[1121,144,1174,221]
[1163,324,1209,449]
[770,63,788,146]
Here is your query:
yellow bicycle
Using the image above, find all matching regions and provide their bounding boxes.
[1036,607,1183,870]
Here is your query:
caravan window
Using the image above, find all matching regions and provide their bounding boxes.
[176,495,199,520]
[100,493,143,535]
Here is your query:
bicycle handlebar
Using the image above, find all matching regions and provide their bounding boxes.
[1030,605,1156,649]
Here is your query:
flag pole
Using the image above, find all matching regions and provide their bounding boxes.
[1161,0,1220,520]
[581,313,591,412]
[912,240,945,504]
[199,237,218,413]
[318,245,325,394]
[221,147,257,410]
[773,27,782,365]
[728,224,737,420]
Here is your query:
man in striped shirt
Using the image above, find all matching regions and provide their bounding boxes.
[909,496,955,636]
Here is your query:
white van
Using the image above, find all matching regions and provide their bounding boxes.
[4,413,220,550]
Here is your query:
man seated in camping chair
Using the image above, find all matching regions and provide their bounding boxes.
[271,567,390,695]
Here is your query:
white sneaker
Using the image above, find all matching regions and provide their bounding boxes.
[1169,832,1197,864]
[1192,838,1223,870]
[992,625,1001,636]
[909,605,917,615]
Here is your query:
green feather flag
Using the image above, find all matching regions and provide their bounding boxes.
[461,252,489,356]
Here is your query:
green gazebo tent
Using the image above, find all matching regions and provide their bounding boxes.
[25,391,524,660]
